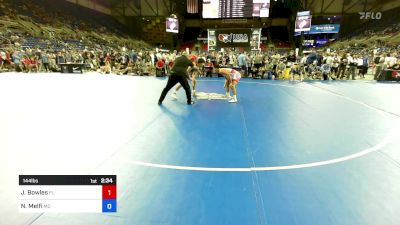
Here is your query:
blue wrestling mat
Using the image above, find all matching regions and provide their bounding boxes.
[0,73,399,225]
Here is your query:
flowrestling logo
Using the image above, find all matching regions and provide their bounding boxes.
[218,33,249,43]
[359,12,382,20]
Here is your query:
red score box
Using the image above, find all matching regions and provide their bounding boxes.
[102,185,117,199]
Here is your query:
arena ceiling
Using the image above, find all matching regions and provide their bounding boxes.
[301,0,400,16]
[91,0,123,7]
[88,0,400,15]
[68,0,400,18]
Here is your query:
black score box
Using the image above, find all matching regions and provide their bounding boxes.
[19,175,117,213]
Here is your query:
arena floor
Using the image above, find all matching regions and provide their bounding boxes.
[1,72,400,225]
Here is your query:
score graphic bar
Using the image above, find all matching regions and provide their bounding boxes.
[19,175,117,213]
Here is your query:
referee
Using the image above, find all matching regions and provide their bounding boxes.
[158,52,195,105]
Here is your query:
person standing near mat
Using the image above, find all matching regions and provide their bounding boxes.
[158,52,195,105]
[214,67,241,103]
[171,56,205,99]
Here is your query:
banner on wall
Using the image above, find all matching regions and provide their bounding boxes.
[250,28,261,51]
[215,29,252,47]
[303,40,314,47]
[295,11,312,32]
[310,24,340,34]
[295,24,340,36]
[316,39,329,46]
[207,29,216,51]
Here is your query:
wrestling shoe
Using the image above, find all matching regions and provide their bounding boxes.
[228,99,237,103]
[228,97,237,103]
[188,100,195,105]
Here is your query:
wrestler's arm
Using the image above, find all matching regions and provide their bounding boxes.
[185,61,195,80]
[225,71,232,83]
[221,70,232,87]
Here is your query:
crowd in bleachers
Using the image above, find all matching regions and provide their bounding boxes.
[332,6,400,49]
[187,48,399,81]
[0,0,399,81]
[2,38,399,81]
[0,0,153,74]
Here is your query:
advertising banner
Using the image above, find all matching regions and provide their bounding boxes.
[295,11,312,32]
[295,24,340,36]
[166,17,179,33]
[316,39,329,47]
[215,29,252,48]
[303,40,314,47]
[207,29,216,51]
[310,24,340,34]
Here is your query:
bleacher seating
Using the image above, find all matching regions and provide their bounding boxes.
[0,0,151,52]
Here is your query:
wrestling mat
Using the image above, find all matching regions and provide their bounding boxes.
[194,92,230,100]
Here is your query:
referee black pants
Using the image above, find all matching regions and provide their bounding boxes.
[158,75,192,104]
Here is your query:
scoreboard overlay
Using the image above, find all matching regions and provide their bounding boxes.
[19,175,117,213]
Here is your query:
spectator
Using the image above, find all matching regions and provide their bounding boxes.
[331,53,340,79]
[56,52,65,64]
[359,54,369,78]
[337,53,348,79]
[100,60,111,74]
[41,51,50,72]
[12,50,23,72]
[155,57,166,77]
[237,51,248,77]
[347,54,357,80]
[0,50,4,71]
[49,53,57,72]
[374,53,385,80]
[276,60,286,80]
[30,55,39,73]
[384,53,397,68]
[204,59,214,77]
